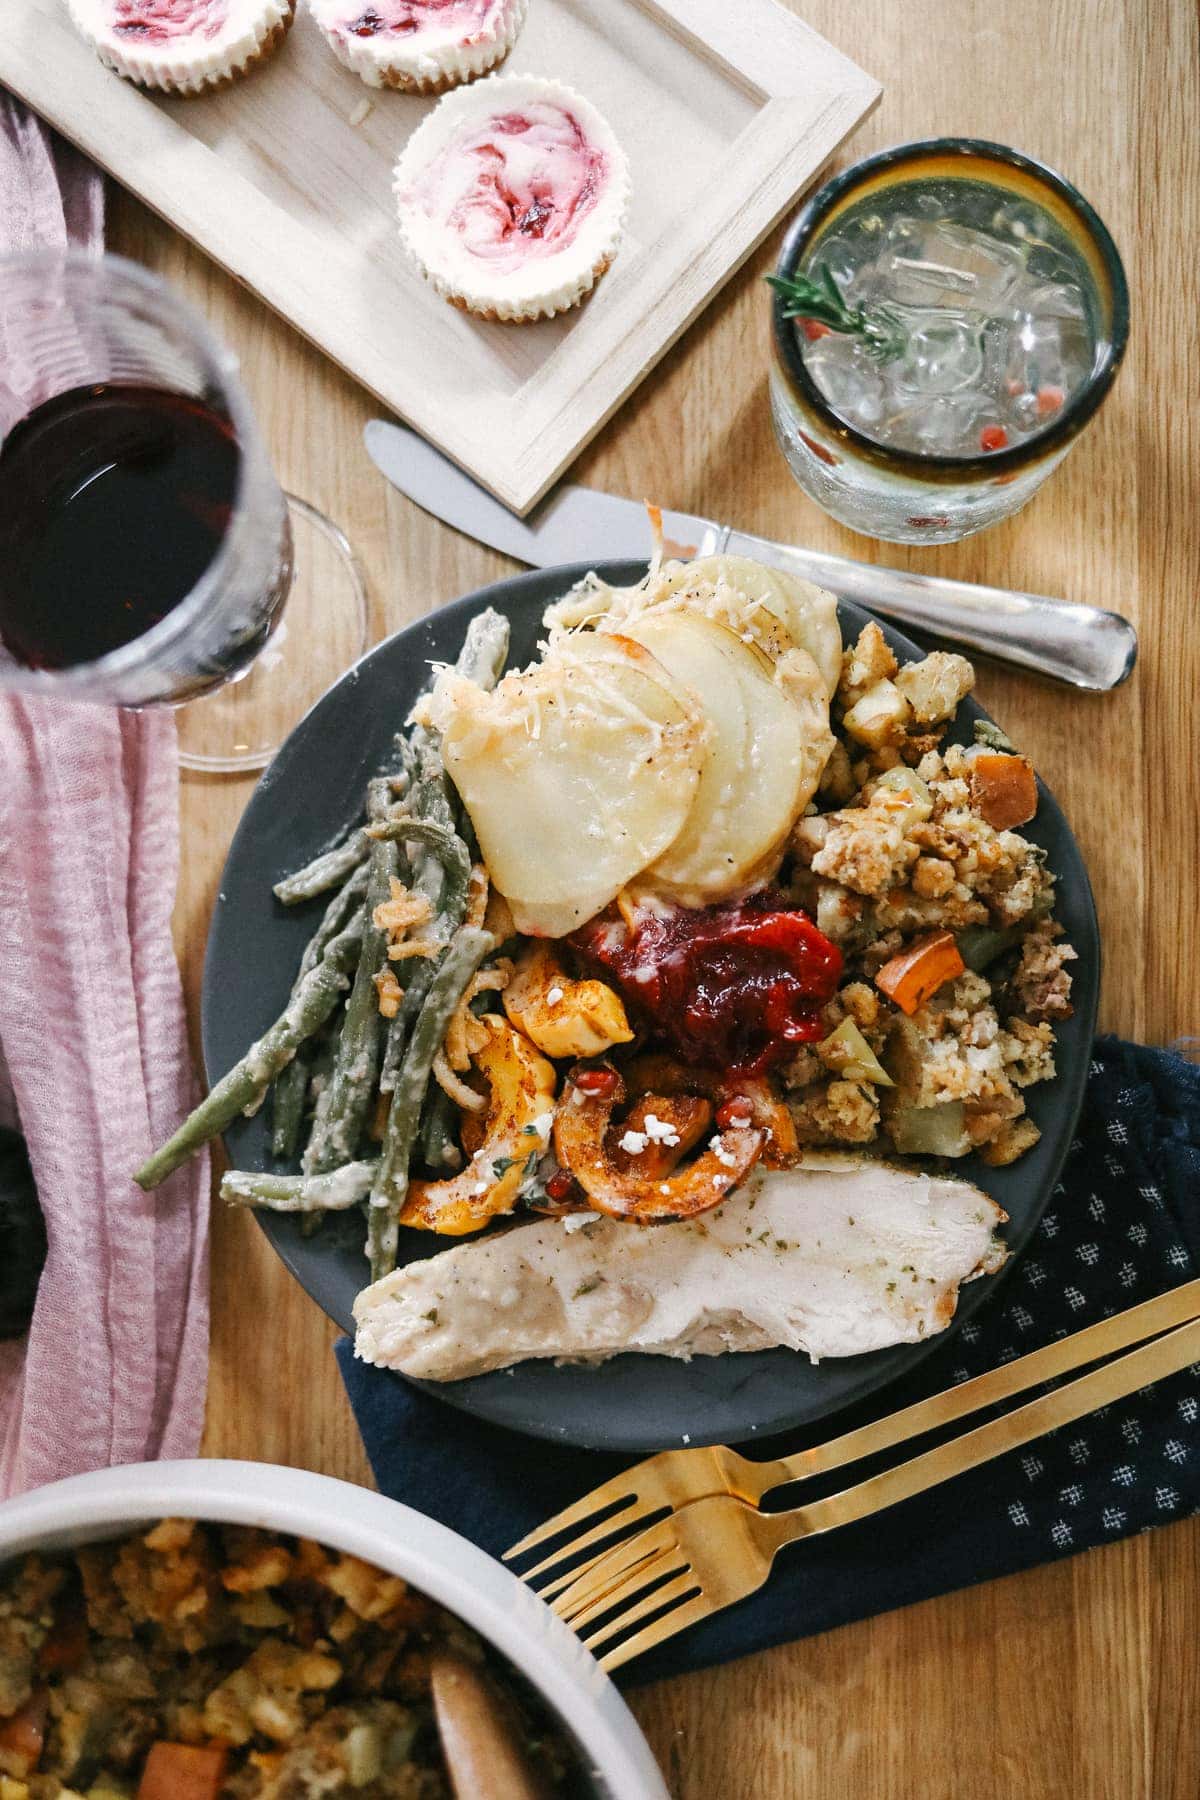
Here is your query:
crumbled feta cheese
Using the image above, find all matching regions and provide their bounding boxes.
[471,1181,489,1197]
[532,1111,555,1136]
[619,1129,649,1155]
[546,985,565,1006]
[643,1112,681,1146]
[561,1211,597,1233]
[710,1134,738,1169]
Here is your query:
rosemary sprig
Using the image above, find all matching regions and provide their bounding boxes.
[767,264,906,362]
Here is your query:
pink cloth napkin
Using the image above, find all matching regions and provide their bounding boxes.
[0,95,210,1495]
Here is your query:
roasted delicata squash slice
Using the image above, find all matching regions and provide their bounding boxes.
[503,941,634,1059]
[617,612,834,908]
[428,633,705,937]
[399,1016,556,1235]
[608,1092,714,1180]
[553,1064,763,1223]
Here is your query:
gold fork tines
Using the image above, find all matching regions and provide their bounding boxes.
[556,1315,1200,1673]
[506,1279,1200,1599]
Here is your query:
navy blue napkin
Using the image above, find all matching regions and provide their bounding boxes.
[337,1037,1200,1685]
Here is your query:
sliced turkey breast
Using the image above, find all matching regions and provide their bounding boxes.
[353,1163,1007,1381]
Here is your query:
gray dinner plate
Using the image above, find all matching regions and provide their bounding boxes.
[203,562,1100,1454]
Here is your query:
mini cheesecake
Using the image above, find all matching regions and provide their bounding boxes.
[310,0,527,93]
[394,75,629,322]
[65,0,295,94]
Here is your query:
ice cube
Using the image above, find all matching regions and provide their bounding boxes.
[1005,312,1092,397]
[1020,280,1089,322]
[891,310,985,395]
[805,333,886,428]
[907,393,994,455]
[880,220,1028,310]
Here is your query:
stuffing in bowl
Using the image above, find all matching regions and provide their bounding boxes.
[0,1462,668,1800]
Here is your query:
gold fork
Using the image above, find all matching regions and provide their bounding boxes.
[505,1279,1200,1599]
[540,1315,1200,1672]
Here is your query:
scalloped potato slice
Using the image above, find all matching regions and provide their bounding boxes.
[654,554,800,664]
[623,613,834,906]
[771,570,843,699]
[435,636,704,938]
[651,555,842,699]
[674,556,842,699]
[543,554,844,699]
[618,613,750,897]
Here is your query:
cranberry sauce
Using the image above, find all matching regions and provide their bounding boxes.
[572,896,843,1077]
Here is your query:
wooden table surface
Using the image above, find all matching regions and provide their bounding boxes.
[105,0,1200,1792]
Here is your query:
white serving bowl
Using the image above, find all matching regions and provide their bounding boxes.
[0,1459,669,1800]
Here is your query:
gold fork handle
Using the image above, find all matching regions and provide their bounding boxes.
[750,1278,1200,1503]
[758,1316,1200,1555]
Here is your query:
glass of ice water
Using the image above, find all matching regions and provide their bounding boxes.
[769,140,1129,544]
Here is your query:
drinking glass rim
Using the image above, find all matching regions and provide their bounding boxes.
[771,137,1131,480]
[0,247,268,696]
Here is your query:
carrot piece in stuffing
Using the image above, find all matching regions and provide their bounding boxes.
[137,1741,228,1800]
[969,752,1038,830]
[0,1691,48,1769]
[875,932,966,1015]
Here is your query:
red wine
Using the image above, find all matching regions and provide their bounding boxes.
[0,382,241,671]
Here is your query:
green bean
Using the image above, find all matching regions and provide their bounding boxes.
[367,814,471,897]
[222,1161,378,1212]
[454,607,510,691]
[134,920,364,1191]
[269,1062,306,1160]
[377,848,472,1096]
[419,1082,463,1174]
[273,830,369,905]
[304,786,397,1174]
[271,865,371,1159]
[368,925,495,1281]
[407,609,508,891]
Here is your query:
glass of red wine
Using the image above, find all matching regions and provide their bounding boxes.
[0,250,368,771]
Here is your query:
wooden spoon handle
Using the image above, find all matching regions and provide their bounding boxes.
[429,1649,553,1800]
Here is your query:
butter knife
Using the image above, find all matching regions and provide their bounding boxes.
[364,421,1137,692]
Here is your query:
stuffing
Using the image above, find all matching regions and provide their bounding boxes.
[1009,921,1077,1022]
[813,880,867,945]
[980,1117,1043,1167]
[841,678,913,749]
[0,1524,576,1798]
[1001,1018,1057,1087]
[839,980,883,1033]
[894,651,975,723]
[871,887,989,936]
[911,855,956,899]
[788,1078,880,1146]
[838,621,898,707]
[885,977,1031,1139]
[204,1640,343,1745]
[811,795,920,897]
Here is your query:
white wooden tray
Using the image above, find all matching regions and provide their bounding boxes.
[1,0,877,511]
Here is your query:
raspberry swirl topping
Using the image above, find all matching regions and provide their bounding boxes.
[405,100,609,271]
[338,0,507,41]
[110,0,228,39]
